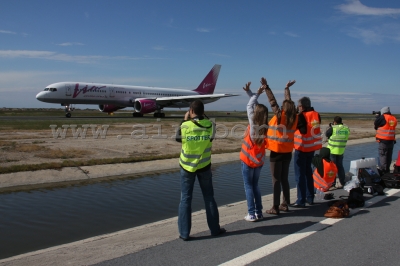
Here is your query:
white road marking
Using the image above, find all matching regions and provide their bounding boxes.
[220,189,399,266]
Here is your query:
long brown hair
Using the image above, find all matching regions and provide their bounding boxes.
[282,100,297,129]
[252,104,268,146]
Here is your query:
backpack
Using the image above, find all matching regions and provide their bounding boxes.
[358,167,385,195]
[347,187,365,209]
[324,200,350,218]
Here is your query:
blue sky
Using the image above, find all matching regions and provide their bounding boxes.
[1,0,400,113]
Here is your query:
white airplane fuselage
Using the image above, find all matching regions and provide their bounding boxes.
[35,64,238,117]
[36,82,213,108]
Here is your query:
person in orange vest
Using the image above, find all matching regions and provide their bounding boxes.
[374,106,397,174]
[240,79,268,222]
[312,147,338,192]
[263,78,298,215]
[292,97,322,207]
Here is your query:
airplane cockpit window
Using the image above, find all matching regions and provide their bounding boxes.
[44,88,49,91]
[49,88,57,92]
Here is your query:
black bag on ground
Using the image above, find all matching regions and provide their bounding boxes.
[347,187,365,209]
[358,168,384,194]
[381,172,400,188]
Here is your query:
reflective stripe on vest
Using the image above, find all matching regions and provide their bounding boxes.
[180,119,213,172]
[240,125,266,168]
[266,111,298,153]
[294,110,322,152]
[376,114,397,141]
[313,160,338,192]
[327,125,350,155]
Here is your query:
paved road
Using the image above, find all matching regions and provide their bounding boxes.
[95,189,400,266]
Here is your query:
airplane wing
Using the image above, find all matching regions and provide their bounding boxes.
[153,93,239,107]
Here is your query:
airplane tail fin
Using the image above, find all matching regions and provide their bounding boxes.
[193,64,221,95]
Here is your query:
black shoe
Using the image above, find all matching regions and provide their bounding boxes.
[179,235,191,241]
[212,228,227,236]
[291,203,306,208]
[306,200,314,205]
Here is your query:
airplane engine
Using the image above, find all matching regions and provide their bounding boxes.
[98,104,125,113]
[134,99,157,114]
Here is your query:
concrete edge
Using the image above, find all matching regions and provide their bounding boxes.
[0,137,377,192]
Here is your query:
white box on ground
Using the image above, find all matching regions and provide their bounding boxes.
[349,157,378,176]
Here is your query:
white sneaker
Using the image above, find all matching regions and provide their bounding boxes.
[255,213,264,221]
[244,214,257,222]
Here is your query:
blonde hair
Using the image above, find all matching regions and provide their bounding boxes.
[252,104,269,146]
[282,100,297,129]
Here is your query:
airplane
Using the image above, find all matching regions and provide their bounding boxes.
[35,64,238,118]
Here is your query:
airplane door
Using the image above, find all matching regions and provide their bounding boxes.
[109,87,115,98]
[65,84,72,96]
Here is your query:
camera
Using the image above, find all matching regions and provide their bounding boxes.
[372,111,381,115]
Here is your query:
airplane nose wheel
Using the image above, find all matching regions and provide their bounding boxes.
[66,113,71,118]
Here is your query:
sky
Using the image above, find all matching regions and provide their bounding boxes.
[1,0,400,114]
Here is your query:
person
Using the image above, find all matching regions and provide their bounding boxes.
[263,79,298,214]
[292,96,322,207]
[326,116,350,188]
[240,79,268,222]
[176,100,226,240]
[312,147,338,192]
[374,106,398,174]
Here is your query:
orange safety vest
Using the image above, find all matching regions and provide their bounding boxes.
[240,125,267,168]
[266,111,298,153]
[294,111,322,152]
[313,160,338,192]
[376,114,397,141]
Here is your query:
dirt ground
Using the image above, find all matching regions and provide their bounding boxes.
[0,119,382,168]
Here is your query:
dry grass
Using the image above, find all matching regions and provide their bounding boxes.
[15,144,47,152]
[36,148,93,159]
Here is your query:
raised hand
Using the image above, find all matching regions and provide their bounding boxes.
[286,80,296,88]
[243,82,251,91]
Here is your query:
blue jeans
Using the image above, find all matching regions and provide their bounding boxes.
[241,161,263,216]
[294,150,315,205]
[331,154,345,185]
[178,167,221,239]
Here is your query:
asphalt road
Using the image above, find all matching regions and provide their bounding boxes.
[95,189,400,266]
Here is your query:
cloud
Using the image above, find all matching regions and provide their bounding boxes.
[152,46,166,51]
[344,23,400,44]
[56,42,85,46]
[337,0,400,16]
[284,32,299,37]
[197,28,211,33]
[0,30,16,34]
[0,50,166,63]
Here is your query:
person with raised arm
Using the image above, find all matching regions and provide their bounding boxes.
[240,79,268,222]
[263,78,298,214]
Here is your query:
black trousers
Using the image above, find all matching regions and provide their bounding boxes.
[270,159,292,206]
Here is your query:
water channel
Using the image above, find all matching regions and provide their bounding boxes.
[0,142,383,259]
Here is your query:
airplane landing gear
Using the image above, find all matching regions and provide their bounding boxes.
[133,112,143,117]
[64,104,74,118]
[153,110,165,118]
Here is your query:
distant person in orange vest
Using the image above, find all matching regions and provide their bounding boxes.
[374,106,397,173]
[312,147,338,192]
[292,97,322,207]
[263,78,298,214]
[240,79,268,222]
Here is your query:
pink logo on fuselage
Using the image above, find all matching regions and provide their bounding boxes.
[72,83,106,98]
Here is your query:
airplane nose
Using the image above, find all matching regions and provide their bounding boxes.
[36,91,46,102]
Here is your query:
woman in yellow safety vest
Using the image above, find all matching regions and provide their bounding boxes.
[240,79,268,222]
[263,79,298,215]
